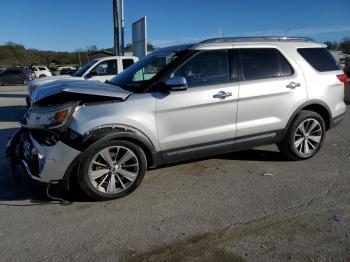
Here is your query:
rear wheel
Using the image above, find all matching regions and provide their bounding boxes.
[77,140,147,200]
[39,74,46,78]
[278,110,326,160]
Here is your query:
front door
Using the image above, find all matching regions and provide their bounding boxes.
[88,59,118,82]
[155,49,239,161]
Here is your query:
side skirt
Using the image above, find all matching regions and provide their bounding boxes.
[162,130,284,164]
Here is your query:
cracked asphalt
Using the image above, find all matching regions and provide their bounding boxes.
[0,86,349,262]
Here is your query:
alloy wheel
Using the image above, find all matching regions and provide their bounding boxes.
[294,118,322,157]
[88,146,139,194]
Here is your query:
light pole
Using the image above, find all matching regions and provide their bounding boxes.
[113,0,120,56]
[120,0,125,55]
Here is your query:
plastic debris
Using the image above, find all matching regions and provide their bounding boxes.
[261,172,274,176]
[333,215,343,222]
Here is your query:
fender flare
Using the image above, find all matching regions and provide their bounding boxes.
[281,99,332,141]
[62,128,162,187]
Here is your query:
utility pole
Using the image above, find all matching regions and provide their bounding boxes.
[113,0,120,56]
[78,50,81,66]
[120,0,125,55]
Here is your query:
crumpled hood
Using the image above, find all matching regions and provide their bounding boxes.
[30,75,80,88]
[28,75,82,97]
[32,79,132,104]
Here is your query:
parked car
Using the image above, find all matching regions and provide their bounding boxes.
[7,37,347,200]
[30,66,52,78]
[0,67,35,85]
[60,67,78,75]
[27,56,138,104]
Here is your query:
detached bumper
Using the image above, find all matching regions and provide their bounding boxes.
[6,129,81,183]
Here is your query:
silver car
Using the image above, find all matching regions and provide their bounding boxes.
[7,37,347,200]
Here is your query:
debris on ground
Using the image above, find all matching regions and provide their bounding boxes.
[333,215,343,222]
[261,172,274,177]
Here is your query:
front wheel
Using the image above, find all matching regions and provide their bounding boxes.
[278,110,326,160]
[77,140,147,200]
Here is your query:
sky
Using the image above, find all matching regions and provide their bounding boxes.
[1,0,350,52]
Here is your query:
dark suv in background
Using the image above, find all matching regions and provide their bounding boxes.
[0,67,35,85]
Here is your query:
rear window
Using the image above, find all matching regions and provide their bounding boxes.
[297,48,341,72]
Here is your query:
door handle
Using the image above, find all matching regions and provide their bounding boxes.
[286,81,301,89]
[213,91,232,99]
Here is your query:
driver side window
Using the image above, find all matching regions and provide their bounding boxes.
[173,50,230,87]
[90,60,118,76]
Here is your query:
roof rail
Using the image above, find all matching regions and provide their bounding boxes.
[200,36,316,44]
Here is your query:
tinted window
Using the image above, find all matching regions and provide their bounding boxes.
[240,48,293,80]
[122,59,134,70]
[6,69,22,75]
[90,60,118,75]
[38,67,47,71]
[174,50,230,87]
[298,48,341,72]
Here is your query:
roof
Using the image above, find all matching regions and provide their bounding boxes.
[200,36,316,44]
[154,36,320,54]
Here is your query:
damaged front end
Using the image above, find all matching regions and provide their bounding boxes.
[6,80,131,185]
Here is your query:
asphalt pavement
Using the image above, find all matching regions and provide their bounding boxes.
[0,85,349,262]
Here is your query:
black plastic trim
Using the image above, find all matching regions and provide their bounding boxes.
[331,113,345,128]
[61,128,162,186]
[162,130,284,164]
[282,100,333,141]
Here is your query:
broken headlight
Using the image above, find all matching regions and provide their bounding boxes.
[26,102,75,130]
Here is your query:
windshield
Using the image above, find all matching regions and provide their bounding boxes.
[73,59,97,77]
[108,52,180,92]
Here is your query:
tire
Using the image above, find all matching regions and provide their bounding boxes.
[278,110,326,160]
[39,74,46,78]
[77,140,147,200]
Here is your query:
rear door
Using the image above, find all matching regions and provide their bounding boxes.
[155,49,239,161]
[236,47,307,139]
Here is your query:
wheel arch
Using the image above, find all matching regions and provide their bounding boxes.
[62,127,162,188]
[282,100,332,141]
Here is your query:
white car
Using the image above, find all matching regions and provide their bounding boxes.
[31,66,52,78]
[28,56,138,99]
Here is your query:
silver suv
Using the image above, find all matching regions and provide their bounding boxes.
[7,37,347,200]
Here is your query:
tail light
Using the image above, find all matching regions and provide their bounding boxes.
[337,74,349,96]
[337,74,348,84]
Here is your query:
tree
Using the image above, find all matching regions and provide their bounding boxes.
[324,41,338,50]
[339,38,350,54]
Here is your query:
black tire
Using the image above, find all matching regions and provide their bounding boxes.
[39,74,46,78]
[77,140,147,201]
[278,110,326,160]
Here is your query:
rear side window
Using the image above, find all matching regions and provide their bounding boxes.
[297,48,340,72]
[122,59,134,70]
[239,48,293,81]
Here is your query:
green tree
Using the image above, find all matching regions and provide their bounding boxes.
[339,38,350,54]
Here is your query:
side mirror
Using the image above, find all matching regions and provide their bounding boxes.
[165,77,188,91]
